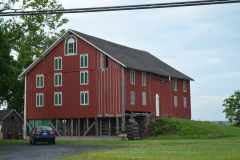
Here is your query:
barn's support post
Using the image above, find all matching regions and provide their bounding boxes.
[60,120,62,136]
[23,75,26,139]
[75,119,77,136]
[56,119,58,134]
[64,119,66,136]
[40,119,42,125]
[100,118,102,136]
[86,118,89,130]
[116,117,119,136]
[109,118,111,136]
[67,119,70,136]
[71,119,73,136]
[95,118,98,136]
[78,119,80,136]
[84,119,86,134]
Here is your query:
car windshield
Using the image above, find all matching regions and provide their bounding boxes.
[35,126,53,131]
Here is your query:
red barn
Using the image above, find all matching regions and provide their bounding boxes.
[20,29,193,139]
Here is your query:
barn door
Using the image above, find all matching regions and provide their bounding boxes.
[156,94,159,116]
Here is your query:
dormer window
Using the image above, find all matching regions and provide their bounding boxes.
[65,35,77,56]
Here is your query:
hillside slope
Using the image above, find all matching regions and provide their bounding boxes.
[145,117,240,140]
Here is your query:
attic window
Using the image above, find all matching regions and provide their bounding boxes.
[65,35,77,56]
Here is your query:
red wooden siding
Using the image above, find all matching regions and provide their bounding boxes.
[125,68,191,118]
[26,34,122,120]
[26,33,191,120]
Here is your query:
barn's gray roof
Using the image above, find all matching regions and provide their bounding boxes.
[0,109,23,121]
[72,30,193,80]
[20,29,193,80]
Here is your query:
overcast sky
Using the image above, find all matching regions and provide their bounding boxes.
[4,0,240,121]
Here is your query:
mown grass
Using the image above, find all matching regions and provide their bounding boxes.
[62,118,240,160]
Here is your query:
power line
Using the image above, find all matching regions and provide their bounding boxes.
[0,0,240,16]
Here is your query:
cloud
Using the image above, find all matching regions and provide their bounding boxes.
[209,58,221,64]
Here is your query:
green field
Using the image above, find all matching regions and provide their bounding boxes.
[1,118,240,159]
[62,118,240,160]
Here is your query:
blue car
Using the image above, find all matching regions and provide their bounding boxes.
[30,126,55,145]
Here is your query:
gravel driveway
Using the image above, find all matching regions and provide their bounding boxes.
[0,143,119,160]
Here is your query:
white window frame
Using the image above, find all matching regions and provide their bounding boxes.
[36,74,44,88]
[183,80,187,92]
[80,71,88,85]
[65,35,77,56]
[173,79,177,91]
[54,73,62,87]
[54,92,62,106]
[142,72,146,86]
[54,57,62,70]
[131,91,135,105]
[184,97,187,108]
[174,96,178,107]
[36,93,44,107]
[130,70,135,85]
[142,91,147,105]
[80,91,89,105]
[68,38,74,54]
[80,54,88,68]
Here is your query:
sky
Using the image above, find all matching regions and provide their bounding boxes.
[2,0,240,121]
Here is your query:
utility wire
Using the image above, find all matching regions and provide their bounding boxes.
[0,0,240,16]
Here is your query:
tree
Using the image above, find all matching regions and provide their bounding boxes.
[0,0,68,117]
[222,90,240,126]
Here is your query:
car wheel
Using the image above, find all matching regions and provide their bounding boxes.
[52,140,55,145]
[30,139,32,144]
[32,139,36,145]
[48,142,51,145]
